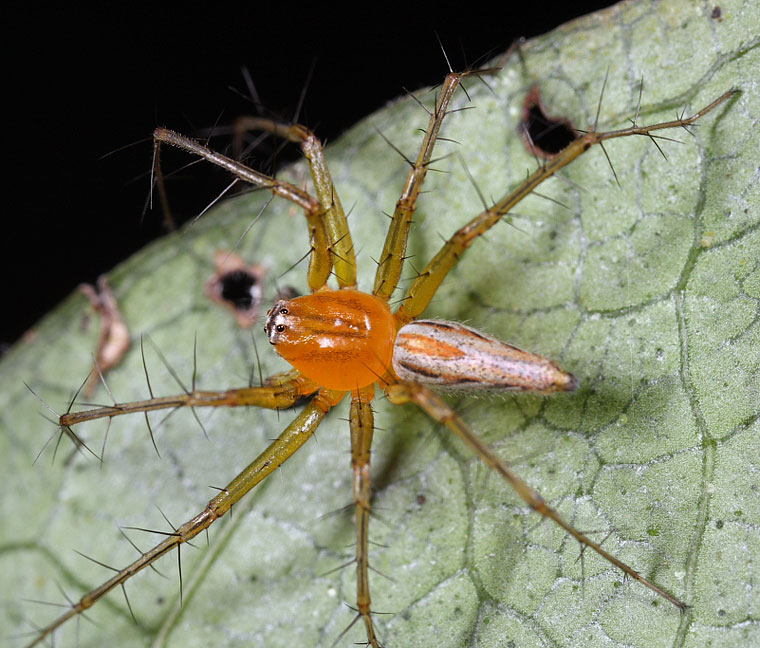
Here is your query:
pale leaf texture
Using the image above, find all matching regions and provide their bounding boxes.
[1,1,758,647]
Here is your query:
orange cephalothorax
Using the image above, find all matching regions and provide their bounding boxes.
[265,289,396,391]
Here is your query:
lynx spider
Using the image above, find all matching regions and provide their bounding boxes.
[20,61,735,647]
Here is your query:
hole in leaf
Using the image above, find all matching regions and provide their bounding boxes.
[206,250,267,327]
[521,86,576,158]
[221,269,259,311]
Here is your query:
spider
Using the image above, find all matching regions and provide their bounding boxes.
[16,62,735,647]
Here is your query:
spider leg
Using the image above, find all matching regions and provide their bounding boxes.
[59,370,320,428]
[26,389,343,648]
[373,71,477,301]
[393,88,736,324]
[153,128,334,291]
[233,118,357,288]
[386,381,685,609]
[349,385,382,647]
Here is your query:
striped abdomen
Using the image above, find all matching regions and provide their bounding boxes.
[392,320,577,393]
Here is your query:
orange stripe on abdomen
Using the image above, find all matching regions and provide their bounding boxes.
[392,320,577,394]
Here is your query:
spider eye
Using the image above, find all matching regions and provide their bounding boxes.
[279,308,289,315]
[276,324,285,332]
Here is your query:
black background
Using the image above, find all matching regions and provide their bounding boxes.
[4,2,615,347]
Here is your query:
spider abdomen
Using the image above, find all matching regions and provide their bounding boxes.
[392,320,577,393]
[266,289,395,391]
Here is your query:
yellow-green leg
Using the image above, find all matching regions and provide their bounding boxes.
[28,389,343,648]
[386,381,685,608]
[393,89,736,324]
[372,70,482,301]
[233,118,357,288]
[153,127,339,291]
[349,385,381,647]
[60,370,320,427]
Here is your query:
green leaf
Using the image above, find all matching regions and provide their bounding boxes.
[2,2,758,647]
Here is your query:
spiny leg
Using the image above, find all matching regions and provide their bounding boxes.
[372,70,487,301]
[153,128,334,291]
[26,390,342,648]
[348,385,381,647]
[386,381,684,608]
[393,88,736,324]
[234,118,357,287]
[58,370,319,428]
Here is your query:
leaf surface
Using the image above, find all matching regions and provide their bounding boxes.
[2,1,758,646]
